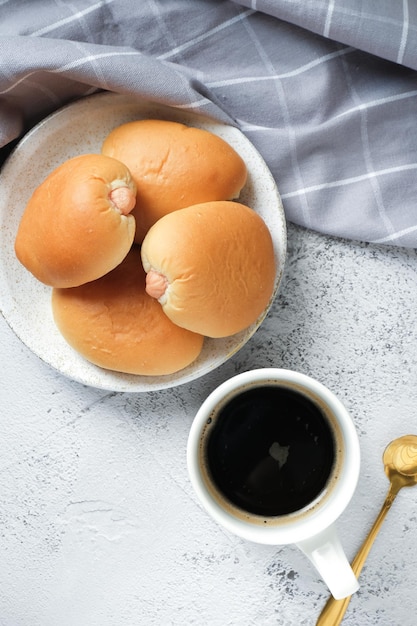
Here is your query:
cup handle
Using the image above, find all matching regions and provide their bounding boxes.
[296,524,359,599]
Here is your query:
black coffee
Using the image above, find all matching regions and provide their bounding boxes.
[205,386,336,517]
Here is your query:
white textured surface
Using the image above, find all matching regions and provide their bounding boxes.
[1,223,417,625]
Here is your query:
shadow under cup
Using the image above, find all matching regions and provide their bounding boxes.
[187,369,360,546]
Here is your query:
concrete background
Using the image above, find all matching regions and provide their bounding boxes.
[1,222,416,625]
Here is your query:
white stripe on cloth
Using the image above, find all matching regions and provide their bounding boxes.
[397,0,409,64]
[323,0,336,38]
[0,46,213,111]
[157,8,255,61]
[373,223,417,244]
[333,88,417,121]
[321,4,414,32]
[340,53,396,238]
[241,14,312,227]
[280,162,417,199]
[30,0,116,37]
[206,46,354,88]
[0,51,141,95]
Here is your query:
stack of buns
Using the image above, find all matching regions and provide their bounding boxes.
[14,118,277,376]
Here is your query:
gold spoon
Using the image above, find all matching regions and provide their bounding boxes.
[316,434,417,626]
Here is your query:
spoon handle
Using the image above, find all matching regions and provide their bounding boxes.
[316,483,400,626]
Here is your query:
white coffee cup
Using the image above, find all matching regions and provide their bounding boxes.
[187,368,360,599]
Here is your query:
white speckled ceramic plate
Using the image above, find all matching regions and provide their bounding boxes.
[0,92,286,392]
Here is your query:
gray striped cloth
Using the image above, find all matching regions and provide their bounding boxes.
[1,0,417,247]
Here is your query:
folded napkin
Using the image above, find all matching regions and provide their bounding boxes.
[1,0,417,247]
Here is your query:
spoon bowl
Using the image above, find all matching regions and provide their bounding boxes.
[384,435,417,483]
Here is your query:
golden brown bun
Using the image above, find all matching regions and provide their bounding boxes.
[101,119,247,243]
[51,246,204,376]
[141,201,276,338]
[15,154,137,288]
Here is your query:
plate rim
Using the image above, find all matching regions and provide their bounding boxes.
[0,92,287,392]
